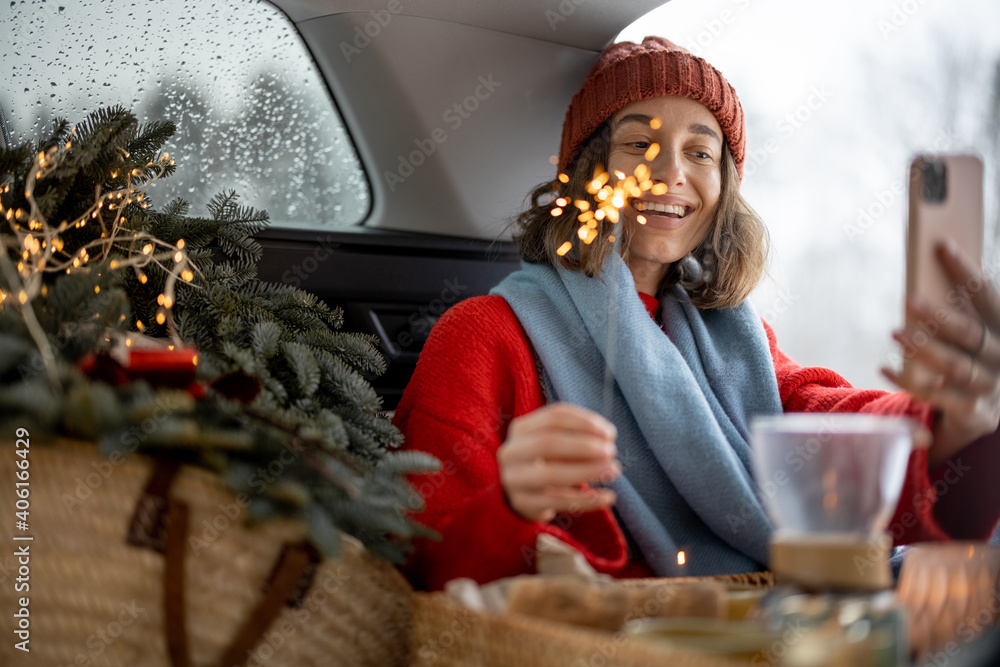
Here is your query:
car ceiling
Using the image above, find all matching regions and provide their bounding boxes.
[266,0,669,240]
[269,0,668,51]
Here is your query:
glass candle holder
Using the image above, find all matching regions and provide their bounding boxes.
[751,414,914,590]
[896,543,1000,660]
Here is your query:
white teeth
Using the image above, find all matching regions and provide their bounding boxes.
[633,201,687,216]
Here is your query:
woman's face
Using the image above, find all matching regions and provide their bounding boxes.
[607,96,724,294]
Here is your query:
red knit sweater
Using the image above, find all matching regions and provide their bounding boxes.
[393,293,999,591]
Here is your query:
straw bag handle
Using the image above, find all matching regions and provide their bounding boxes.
[128,460,320,667]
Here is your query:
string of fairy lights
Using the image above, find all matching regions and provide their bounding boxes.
[0,125,202,388]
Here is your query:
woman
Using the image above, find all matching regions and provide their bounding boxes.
[393,36,1000,590]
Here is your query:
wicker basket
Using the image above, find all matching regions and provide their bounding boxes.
[408,573,774,666]
[0,439,413,667]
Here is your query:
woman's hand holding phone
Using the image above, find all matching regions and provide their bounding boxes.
[884,240,1000,467]
[498,402,621,523]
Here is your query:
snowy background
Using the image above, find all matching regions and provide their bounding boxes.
[619,0,1000,390]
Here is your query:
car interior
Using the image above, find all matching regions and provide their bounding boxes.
[251,0,668,408]
[5,0,1000,663]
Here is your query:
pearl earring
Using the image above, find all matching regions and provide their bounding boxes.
[678,252,706,286]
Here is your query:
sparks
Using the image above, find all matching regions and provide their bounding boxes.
[644,143,660,162]
[556,241,572,256]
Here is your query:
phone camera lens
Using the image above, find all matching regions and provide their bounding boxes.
[921,160,947,203]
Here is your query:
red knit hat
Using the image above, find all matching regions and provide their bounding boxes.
[558,36,746,179]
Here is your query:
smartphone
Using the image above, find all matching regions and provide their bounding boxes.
[902,153,984,387]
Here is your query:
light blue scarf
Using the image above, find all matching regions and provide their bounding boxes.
[491,255,783,576]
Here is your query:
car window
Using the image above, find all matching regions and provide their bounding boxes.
[1,0,370,228]
[619,0,1000,392]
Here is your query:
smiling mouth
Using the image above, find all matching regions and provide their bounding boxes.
[632,201,692,219]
